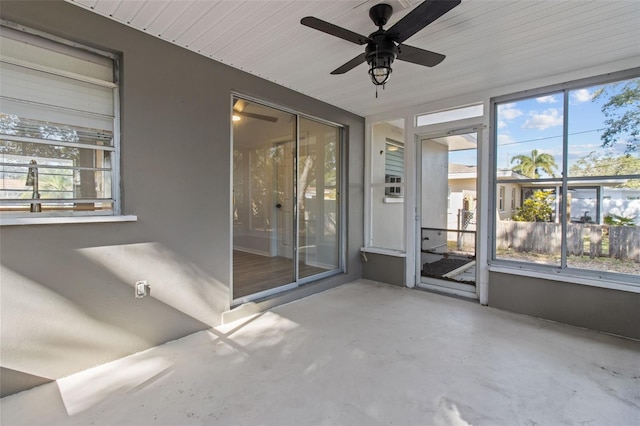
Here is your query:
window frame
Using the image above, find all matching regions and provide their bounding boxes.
[0,20,132,226]
[384,140,404,198]
[489,67,640,290]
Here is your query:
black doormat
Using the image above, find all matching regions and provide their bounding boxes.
[422,257,472,278]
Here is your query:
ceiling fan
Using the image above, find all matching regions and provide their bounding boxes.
[301,0,460,91]
[233,99,278,123]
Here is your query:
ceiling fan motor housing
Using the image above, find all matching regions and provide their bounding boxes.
[365,32,398,67]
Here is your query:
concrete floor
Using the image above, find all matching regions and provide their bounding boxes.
[2,280,639,425]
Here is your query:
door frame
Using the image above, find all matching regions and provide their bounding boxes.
[413,124,486,301]
[230,93,347,307]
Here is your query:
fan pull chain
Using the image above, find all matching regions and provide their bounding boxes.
[375,83,387,98]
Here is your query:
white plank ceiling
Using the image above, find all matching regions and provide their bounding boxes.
[66,0,640,118]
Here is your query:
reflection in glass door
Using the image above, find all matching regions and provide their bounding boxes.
[298,118,341,280]
[232,98,342,302]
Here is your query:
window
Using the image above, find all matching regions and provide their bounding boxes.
[416,104,483,127]
[1,24,119,218]
[384,141,404,197]
[492,71,640,283]
[510,187,516,210]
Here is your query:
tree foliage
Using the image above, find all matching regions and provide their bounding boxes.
[511,149,558,178]
[569,152,640,188]
[513,190,554,222]
[604,213,636,226]
[592,78,639,153]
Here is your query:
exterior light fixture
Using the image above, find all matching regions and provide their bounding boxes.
[232,115,241,122]
[365,31,397,96]
[368,60,392,85]
[367,50,394,86]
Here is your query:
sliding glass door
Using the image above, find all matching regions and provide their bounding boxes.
[298,118,341,279]
[232,98,342,302]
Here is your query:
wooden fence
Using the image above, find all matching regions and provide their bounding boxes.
[496,221,640,262]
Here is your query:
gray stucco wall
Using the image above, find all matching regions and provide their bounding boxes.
[0,1,364,397]
[489,272,640,340]
[362,253,405,287]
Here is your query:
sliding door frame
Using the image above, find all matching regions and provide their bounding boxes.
[230,93,346,306]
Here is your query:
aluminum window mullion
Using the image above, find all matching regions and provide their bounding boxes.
[0,198,112,204]
[0,162,111,172]
[497,178,563,185]
[1,135,115,151]
[339,127,346,273]
[293,114,300,283]
[1,96,115,122]
[489,99,499,262]
[111,84,121,215]
[566,174,640,182]
[560,90,570,269]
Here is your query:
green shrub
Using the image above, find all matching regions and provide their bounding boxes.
[513,190,554,222]
[603,213,636,226]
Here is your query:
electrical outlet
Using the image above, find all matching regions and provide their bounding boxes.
[135,280,149,298]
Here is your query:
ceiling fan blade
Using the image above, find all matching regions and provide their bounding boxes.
[236,111,278,122]
[397,44,445,67]
[331,53,367,75]
[301,17,370,45]
[387,0,461,44]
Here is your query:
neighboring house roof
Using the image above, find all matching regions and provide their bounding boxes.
[448,164,529,181]
[448,164,477,180]
[496,168,529,180]
[449,164,477,174]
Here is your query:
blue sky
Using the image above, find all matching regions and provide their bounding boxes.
[450,79,638,175]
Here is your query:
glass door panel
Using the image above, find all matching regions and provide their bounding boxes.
[232,98,296,299]
[298,118,340,279]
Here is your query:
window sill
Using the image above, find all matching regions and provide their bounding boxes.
[488,263,640,294]
[0,215,138,226]
[361,247,406,257]
[383,197,404,204]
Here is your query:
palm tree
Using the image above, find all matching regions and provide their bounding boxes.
[511,149,558,178]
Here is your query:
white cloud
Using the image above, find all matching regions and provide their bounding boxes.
[497,134,515,145]
[522,108,563,130]
[572,89,592,102]
[536,95,558,104]
[497,120,507,129]
[497,103,523,121]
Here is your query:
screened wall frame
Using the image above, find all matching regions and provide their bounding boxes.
[230,93,347,305]
[0,20,122,221]
[488,67,640,289]
[364,119,408,253]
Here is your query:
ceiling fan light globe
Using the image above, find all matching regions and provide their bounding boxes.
[369,65,391,85]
